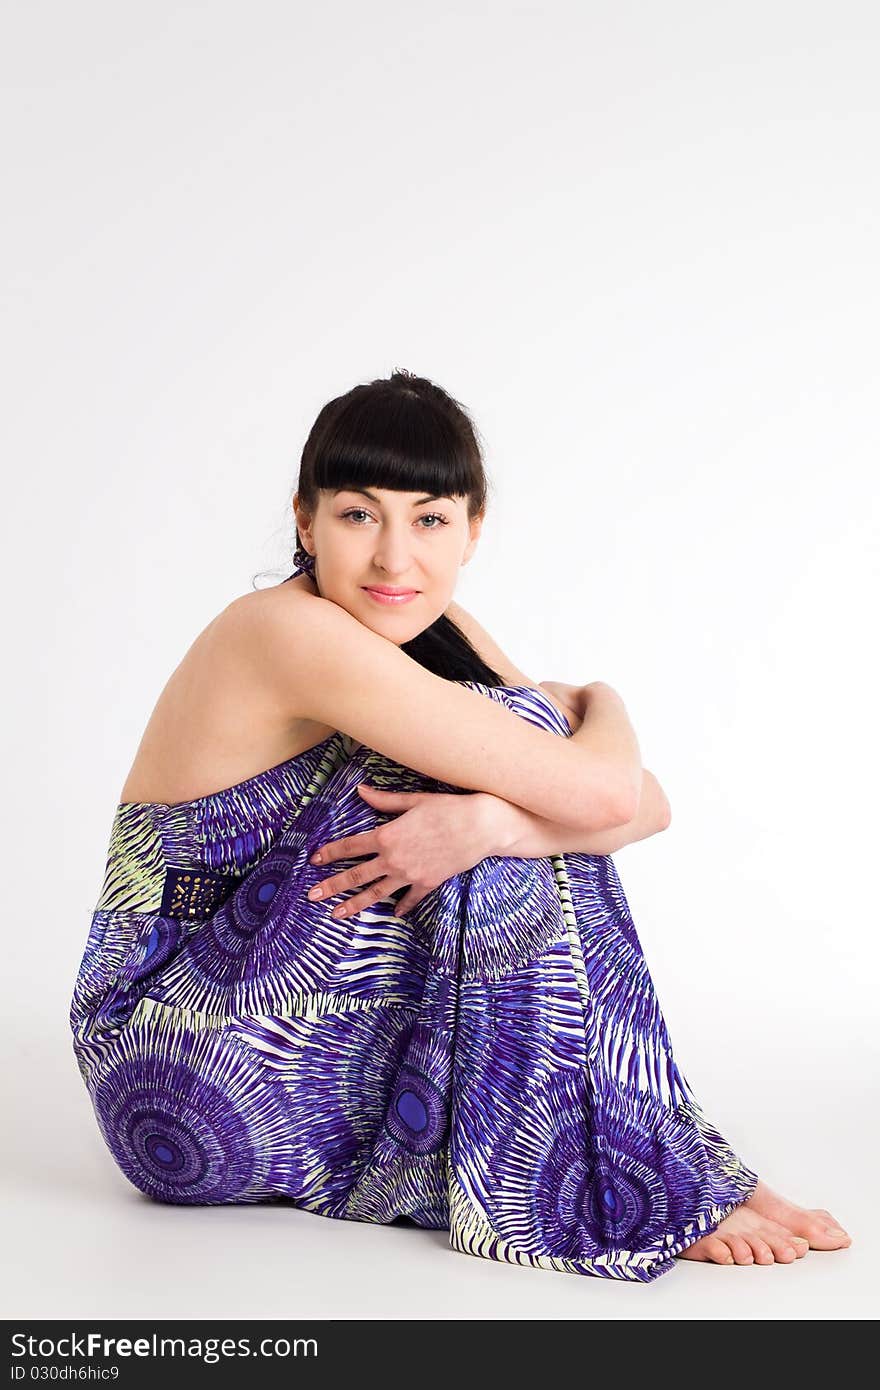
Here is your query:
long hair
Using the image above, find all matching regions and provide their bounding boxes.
[285,369,505,686]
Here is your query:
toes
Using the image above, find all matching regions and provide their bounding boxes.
[819,1214,852,1244]
[676,1204,848,1268]
[748,1237,775,1265]
[726,1235,754,1265]
[803,1217,851,1249]
[813,1209,851,1242]
[756,1214,812,1262]
[703,1236,735,1264]
[680,1235,733,1264]
[767,1231,799,1262]
[819,1228,851,1249]
[776,1242,799,1263]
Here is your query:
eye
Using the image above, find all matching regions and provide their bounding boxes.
[341,508,449,529]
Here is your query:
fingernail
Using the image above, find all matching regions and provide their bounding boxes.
[307,886,321,899]
[825,1226,847,1237]
[311,853,322,864]
[793,1236,809,1245]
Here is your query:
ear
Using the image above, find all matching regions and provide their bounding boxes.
[293,493,316,552]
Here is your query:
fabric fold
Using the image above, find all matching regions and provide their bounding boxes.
[69,682,757,1282]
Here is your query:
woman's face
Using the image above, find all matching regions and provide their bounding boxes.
[293,485,482,641]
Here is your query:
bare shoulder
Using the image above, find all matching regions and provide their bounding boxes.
[238,572,368,690]
[225,571,329,701]
[239,583,577,737]
[241,580,518,688]
[117,575,335,805]
[247,582,622,831]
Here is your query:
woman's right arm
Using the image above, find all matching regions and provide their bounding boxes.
[250,593,641,832]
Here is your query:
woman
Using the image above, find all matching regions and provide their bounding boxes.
[70,370,851,1282]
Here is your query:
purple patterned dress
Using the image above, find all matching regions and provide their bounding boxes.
[69,681,759,1282]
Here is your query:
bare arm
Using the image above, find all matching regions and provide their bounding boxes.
[283,601,669,922]
[473,767,672,858]
[247,592,637,831]
[446,598,670,850]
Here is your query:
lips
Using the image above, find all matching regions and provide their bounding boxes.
[363,586,418,595]
[362,586,420,606]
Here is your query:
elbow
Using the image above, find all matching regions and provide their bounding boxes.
[573,761,648,832]
[601,778,642,830]
[608,769,675,831]
[651,772,673,831]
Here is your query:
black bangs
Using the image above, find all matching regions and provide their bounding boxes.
[311,383,476,502]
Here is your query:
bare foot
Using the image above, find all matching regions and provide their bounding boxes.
[742,1178,852,1250]
[677,1205,812,1265]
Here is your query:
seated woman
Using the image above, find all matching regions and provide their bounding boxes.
[69,369,851,1282]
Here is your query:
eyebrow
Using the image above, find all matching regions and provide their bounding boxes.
[332,487,456,506]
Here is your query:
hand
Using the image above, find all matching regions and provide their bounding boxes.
[304,784,493,919]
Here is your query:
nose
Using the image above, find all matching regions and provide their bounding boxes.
[371,533,417,579]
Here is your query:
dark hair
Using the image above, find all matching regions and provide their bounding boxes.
[280,369,505,686]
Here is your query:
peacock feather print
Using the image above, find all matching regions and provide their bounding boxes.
[69,681,758,1281]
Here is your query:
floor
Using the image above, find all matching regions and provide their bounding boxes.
[3,1026,874,1321]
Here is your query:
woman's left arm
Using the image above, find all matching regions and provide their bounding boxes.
[473,766,671,859]
[304,603,671,918]
[445,598,672,856]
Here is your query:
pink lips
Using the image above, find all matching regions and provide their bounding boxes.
[362,586,419,606]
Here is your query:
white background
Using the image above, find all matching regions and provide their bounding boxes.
[2,0,877,1319]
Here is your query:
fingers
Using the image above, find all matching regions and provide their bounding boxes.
[307,858,382,905]
[313,789,420,867]
[307,868,428,921]
[306,863,423,922]
[355,785,422,807]
[310,832,379,866]
[328,877,401,920]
